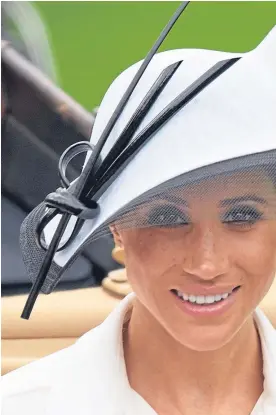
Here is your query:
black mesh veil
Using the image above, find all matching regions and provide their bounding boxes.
[20,150,276,293]
[19,1,276,318]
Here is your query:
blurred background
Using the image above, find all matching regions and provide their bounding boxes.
[34,1,276,109]
[2,1,276,374]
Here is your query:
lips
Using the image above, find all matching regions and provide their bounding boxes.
[171,286,241,317]
[171,286,241,306]
[171,284,241,297]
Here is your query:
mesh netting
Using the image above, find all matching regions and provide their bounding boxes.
[92,150,276,238]
[20,150,276,294]
[20,203,64,293]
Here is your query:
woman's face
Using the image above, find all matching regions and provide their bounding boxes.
[112,171,276,351]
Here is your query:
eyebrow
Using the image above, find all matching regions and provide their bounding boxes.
[159,194,189,207]
[219,195,267,207]
[157,194,267,208]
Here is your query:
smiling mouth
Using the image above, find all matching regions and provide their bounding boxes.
[171,286,241,306]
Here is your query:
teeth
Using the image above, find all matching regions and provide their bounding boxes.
[206,295,215,304]
[221,293,229,299]
[175,290,230,305]
[195,296,205,304]
[188,295,196,303]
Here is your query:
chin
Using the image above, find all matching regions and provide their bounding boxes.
[177,331,235,352]
[167,317,246,352]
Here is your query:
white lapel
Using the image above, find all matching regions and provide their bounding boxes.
[254,308,276,413]
[46,295,135,415]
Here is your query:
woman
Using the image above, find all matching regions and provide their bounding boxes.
[2,9,276,415]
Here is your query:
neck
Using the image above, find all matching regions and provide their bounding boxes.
[123,298,263,413]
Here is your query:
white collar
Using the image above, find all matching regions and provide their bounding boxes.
[254,308,276,400]
[46,295,135,415]
[47,295,276,415]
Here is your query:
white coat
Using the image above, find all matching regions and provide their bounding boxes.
[2,294,276,415]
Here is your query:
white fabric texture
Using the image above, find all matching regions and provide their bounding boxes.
[2,294,276,415]
[44,26,276,268]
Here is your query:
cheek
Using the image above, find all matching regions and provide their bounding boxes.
[233,223,276,295]
[237,225,276,266]
[121,230,180,286]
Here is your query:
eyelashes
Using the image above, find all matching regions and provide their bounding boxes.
[144,204,264,228]
[146,205,189,227]
[222,205,263,227]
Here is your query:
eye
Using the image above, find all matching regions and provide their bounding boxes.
[146,204,190,227]
[222,205,263,226]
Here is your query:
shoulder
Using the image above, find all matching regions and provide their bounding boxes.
[1,324,103,415]
[1,295,137,415]
[1,342,74,415]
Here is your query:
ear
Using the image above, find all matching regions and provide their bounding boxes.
[109,224,124,248]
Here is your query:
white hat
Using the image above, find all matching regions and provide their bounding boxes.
[19,21,276,317]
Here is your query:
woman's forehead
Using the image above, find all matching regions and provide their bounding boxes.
[173,170,274,202]
[135,170,276,211]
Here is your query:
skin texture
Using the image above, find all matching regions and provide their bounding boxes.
[111,170,276,415]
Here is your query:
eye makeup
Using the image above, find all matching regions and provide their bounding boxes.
[146,204,190,227]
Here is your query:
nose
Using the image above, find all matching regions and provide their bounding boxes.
[181,225,230,280]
